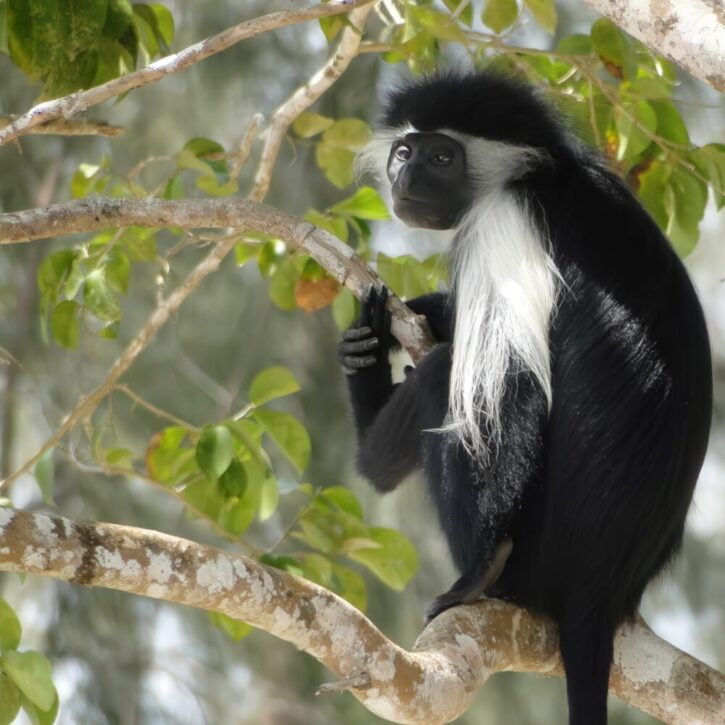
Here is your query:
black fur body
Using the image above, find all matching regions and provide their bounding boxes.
[339,72,712,725]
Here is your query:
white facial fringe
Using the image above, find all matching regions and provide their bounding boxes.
[447,188,559,460]
[357,128,560,460]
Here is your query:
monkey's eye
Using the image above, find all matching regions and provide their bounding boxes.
[395,145,412,161]
[432,152,452,165]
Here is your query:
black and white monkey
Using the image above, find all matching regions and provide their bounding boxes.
[337,71,712,725]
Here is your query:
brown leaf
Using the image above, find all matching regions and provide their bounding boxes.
[294,278,341,312]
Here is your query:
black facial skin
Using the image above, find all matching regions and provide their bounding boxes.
[386,132,473,230]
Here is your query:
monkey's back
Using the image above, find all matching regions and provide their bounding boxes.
[500,160,712,623]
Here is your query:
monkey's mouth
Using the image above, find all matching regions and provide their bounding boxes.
[393,199,459,230]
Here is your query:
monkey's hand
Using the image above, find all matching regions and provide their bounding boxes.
[338,286,391,376]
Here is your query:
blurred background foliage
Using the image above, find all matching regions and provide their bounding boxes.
[0,1,723,724]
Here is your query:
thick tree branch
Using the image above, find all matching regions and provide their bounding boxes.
[582,0,725,91]
[0,0,375,147]
[0,508,723,724]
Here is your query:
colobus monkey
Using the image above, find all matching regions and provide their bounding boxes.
[337,71,712,725]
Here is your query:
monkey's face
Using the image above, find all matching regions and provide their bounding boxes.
[386,132,473,230]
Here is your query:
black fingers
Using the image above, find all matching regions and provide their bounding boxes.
[342,326,373,341]
[338,286,390,376]
[339,337,380,355]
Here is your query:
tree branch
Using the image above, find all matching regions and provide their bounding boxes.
[582,0,725,91]
[0,0,375,147]
[0,116,124,138]
[0,508,722,724]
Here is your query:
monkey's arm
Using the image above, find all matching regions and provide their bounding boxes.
[339,289,450,492]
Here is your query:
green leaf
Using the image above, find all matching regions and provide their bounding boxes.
[162,175,184,200]
[218,458,247,499]
[556,34,592,55]
[102,0,134,41]
[119,226,157,261]
[329,187,390,220]
[2,650,55,712]
[145,427,196,484]
[292,112,334,138]
[319,15,343,42]
[0,598,22,652]
[665,167,708,257]
[258,477,279,521]
[196,175,238,197]
[637,160,671,229]
[315,142,356,188]
[524,0,556,34]
[34,449,55,507]
[208,612,253,641]
[105,249,131,295]
[37,251,76,297]
[689,143,725,210]
[234,242,260,267]
[253,409,310,475]
[411,7,465,43]
[182,137,226,174]
[482,0,518,34]
[261,554,304,577]
[331,563,367,611]
[50,300,80,350]
[304,209,349,242]
[347,527,418,591]
[0,2,8,55]
[0,673,21,725]
[301,552,334,586]
[591,18,636,80]
[257,240,286,277]
[320,486,363,520]
[20,688,58,725]
[150,2,174,46]
[133,3,173,56]
[332,287,356,331]
[83,269,121,322]
[294,519,336,554]
[650,100,689,145]
[196,426,234,481]
[70,163,101,198]
[443,0,473,26]
[615,100,656,162]
[7,0,107,95]
[626,77,672,100]
[268,258,299,311]
[105,447,133,467]
[322,119,371,152]
[217,460,264,534]
[249,366,300,406]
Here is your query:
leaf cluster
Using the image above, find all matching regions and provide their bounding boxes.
[0,597,58,725]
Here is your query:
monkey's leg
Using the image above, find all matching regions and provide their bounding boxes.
[424,538,513,623]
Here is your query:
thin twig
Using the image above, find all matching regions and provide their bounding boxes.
[0,115,124,138]
[250,4,374,201]
[113,384,200,431]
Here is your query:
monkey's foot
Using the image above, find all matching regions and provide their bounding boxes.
[424,538,513,624]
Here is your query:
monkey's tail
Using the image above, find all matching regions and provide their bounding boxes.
[559,611,615,725]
